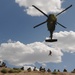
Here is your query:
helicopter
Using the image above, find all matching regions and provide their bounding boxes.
[32,5,72,42]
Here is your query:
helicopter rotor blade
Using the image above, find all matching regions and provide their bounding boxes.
[56,5,72,16]
[57,22,67,28]
[32,5,48,18]
[33,20,47,28]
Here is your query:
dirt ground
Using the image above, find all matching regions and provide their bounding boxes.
[0,67,75,75]
[0,71,75,75]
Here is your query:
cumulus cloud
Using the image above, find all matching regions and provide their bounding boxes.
[0,40,62,66]
[45,31,75,53]
[52,31,75,53]
[15,0,63,16]
[0,31,75,67]
[24,65,39,71]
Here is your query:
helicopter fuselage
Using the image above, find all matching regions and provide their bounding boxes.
[47,14,57,32]
[47,14,57,39]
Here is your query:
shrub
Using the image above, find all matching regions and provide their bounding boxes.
[27,67,31,72]
[33,67,37,71]
[8,69,14,73]
[21,67,24,70]
[8,69,21,73]
[52,69,57,74]
[1,68,8,73]
[2,62,6,67]
[47,68,51,72]
[13,67,20,70]
[57,69,60,72]
[71,69,75,73]
[63,69,67,72]
[39,66,46,72]
[13,70,21,73]
[39,66,42,71]
[40,68,46,72]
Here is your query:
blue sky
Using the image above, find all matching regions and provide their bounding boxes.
[0,0,75,72]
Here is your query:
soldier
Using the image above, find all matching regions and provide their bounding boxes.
[49,51,52,56]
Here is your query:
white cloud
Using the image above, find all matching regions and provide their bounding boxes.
[24,65,39,71]
[0,31,75,66]
[0,40,62,66]
[0,41,34,66]
[15,0,63,16]
[42,63,47,68]
[48,31,75,53]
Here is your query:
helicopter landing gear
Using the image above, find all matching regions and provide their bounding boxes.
[45,31,57,42]
[45,39,57,42]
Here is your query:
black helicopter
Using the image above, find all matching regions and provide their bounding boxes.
[32,5,72,42]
